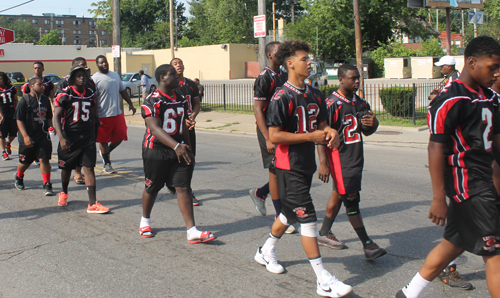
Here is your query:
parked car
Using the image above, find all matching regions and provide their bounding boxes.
[121,72,157,98]
[7,72,25,83]
[43,73,62,85]
[305,59,329,88]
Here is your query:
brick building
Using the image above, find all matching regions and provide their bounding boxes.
[0,13,108,47]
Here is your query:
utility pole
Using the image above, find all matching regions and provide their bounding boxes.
[170,0,174,59]
[112,0,121,75]
[258,0,265,70]
[436,9,439,31]
[473,8,478,37]
[445,7,451,55]
[291,2,295,24]
[273,2,276,42]
[353,0,364,98]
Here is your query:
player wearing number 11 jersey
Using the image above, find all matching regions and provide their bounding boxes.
[0,72,19,160]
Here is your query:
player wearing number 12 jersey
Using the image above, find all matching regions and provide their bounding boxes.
[0,72,18,160]
[138,64,216,243]
[54,65,109,213]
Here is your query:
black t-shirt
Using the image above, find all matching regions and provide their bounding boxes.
[266,82,327,175]
[428,80,500,202]
[142,89,188,149]
[15,94,52,139]
[325,90,372,194]
[22,77,55,98]
[54,85,96,138]
[0,85,17,119]
[254,67,288,116]
[175,78,199,116]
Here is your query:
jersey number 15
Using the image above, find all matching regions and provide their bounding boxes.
[72,101,91,122]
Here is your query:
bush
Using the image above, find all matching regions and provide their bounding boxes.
[319,84,339,98]
[379,86,415,117]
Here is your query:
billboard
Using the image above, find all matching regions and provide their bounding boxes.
[426,0,483,9]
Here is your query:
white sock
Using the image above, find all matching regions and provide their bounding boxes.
[187,226,202,240]
[402,272,431,298]
[140,217,151,228]
[261,233,280,254]
[309,257,326,282]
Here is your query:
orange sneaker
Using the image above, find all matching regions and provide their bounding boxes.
[87,201,110,214]
[58,192,68,206]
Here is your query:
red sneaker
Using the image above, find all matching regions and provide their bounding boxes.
[58,192,68,206]
[87,201,110,214]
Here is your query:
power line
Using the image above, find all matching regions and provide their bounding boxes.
[0,0,35,13]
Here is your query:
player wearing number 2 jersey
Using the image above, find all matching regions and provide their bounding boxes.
[0,72,19,160]
[138,64,216,243]
[54,65,109,213]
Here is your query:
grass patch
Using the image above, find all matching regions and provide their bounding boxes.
[206,119,212,122]
[378,117,427,127]
[201,104,253,115]
[207,122,240,129]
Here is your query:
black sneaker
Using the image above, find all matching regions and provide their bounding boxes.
[395,289,407,298]
[43,182,53,196]
[437,264,472,290]
[15,174,24,190]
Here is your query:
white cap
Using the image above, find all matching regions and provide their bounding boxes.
[435,56,456,66]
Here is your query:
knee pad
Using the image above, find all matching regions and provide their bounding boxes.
[278,213,289,226]
[342,192,360,217]
[300,222,317,237]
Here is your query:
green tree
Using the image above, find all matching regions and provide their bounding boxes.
[0,17,38,43]
[37,30,62,45]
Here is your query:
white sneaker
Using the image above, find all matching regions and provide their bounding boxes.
[103,163,116,174]
[285,224,297,234]
[317,270,352,297]
[254,246,284,274]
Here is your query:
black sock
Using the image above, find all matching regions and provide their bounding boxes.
[102,152,111,165]
[256,183,269,198]
[87,186,97,205]
[319,216,335,236]
[109,144,118,153]
[62,181,69,194]
[272,199,282,216]
[354,226,372,247]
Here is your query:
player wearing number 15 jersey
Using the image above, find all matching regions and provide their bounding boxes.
[0,72,19,160]
[138,64,216,244]
[54,65,109,214]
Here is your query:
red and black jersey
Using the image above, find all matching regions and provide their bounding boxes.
[254,67,288,115]
[325,90,371,195]
[54,85,96,135]
[427,80,500,203]
[141,89,188,149]
[0,85,17,119]
[22,77,54,98]
[55,75,96,96]
[175,78,199,116]
[266,82,327,175]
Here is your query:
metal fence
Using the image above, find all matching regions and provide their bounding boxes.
[200,81,442,124]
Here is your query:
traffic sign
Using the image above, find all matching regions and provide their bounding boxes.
[112,45,121,58]
[254,15,266,38]
[0,27,15,45]
[468,10,483,24]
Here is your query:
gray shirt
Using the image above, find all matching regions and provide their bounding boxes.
[93,70,125,118]
[141,74,150,92]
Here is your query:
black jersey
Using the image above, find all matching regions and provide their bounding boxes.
[175,78,199,116]
[22,77,54,98]
[266,82,327,175]
[55,75,96,96]
[54,85,96,136]
[0,85,17,119]
[15,94,52,139]
[325,90,371,195]
[254,67,288,115]
[142,89,188,149]
[428,80,500,203]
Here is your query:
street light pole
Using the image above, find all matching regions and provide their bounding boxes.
[258,0,266,70]
[112,0,121,75]
[170,0,175,59]
[353,0,364,98]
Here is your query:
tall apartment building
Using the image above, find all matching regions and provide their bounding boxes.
[0,13,108,47]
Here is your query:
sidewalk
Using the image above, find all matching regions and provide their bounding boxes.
[124,110,430,148]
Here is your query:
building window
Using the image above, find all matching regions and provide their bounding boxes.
[58,29,64,34]
[89,21,97,26]
[73,20,81,25]
[32,19,38,24]
[89,30,97,35]
[74,40,81,45]
[22,18,27,22]
[45,20,50,24]
[56,20,64,25]
[45,29,50,34]
[73,30,81,34]
[102,30,107,36]
[101,40,107,45]
[89,39,97,45]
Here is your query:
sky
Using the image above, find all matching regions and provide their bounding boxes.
[0,0,190,18]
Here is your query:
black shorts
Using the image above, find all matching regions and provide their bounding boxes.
[143,147,194,194]
[257,126,274,169]
[444,189,500,255]
[189,127,196,156]
[18,134,52,164]
[58,136,96,170]
[276,168,317,225]
[0,118,17,139]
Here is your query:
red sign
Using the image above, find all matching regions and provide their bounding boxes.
[0,49,4,56]
[0,27,15,45]
[254,15,266,38]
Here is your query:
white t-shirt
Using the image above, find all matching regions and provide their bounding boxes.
[93,71,125,118]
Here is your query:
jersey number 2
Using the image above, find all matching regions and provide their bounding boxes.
[343,114,361,144]
[482,108,493,151]
[164,107,185,135]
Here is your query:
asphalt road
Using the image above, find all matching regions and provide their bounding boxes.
[0,125,491,298]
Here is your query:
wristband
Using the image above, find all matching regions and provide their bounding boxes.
[174,143,180,150]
